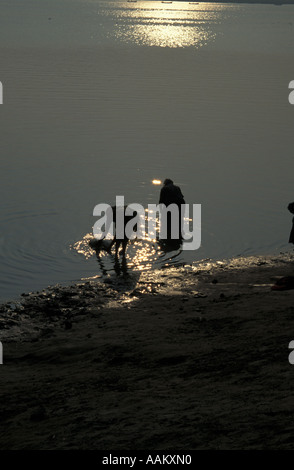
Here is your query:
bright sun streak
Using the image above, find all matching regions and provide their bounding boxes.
[115,2,218,49]
[152,179,162,185]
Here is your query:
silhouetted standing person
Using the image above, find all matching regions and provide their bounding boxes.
[159,179,185,241]
[288,202,294,244]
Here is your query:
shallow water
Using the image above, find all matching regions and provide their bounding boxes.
[1,0,294,301]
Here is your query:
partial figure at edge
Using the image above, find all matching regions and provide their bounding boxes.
[288,202,294,244]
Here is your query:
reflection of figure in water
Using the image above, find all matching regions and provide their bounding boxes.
[288,202,294,244]
[89,205,137,274]
[92,243,128,277]
[159,178,185,245]
[108,206,137,259]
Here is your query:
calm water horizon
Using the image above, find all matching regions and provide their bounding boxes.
[1,0,294,302]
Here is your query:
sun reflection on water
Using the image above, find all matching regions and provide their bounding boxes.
[71,222,183,274]
[71,200,197,275]
[111,1,219,48]
[72,232,180,271]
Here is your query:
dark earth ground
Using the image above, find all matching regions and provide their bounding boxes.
[1,253,294,450]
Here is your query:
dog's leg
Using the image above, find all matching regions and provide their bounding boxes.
[115,240,121,258]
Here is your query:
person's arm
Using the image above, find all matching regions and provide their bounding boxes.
[177,187,184,199]
[159,188,165,204]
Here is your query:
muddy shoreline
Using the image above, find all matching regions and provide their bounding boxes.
[1,252,294,450]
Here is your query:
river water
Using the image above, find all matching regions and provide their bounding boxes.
[1,0,294,301]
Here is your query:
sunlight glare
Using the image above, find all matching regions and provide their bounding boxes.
[114,2,218,48]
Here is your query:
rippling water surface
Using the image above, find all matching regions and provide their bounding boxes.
[1,0,294,301]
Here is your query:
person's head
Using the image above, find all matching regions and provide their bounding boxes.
[164,178,173,186]
[288,202,294,214]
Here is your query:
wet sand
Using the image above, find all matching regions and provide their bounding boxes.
[1,252,294,450]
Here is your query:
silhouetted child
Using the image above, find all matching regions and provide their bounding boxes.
[288,202,294,244]
[89,205,137,258]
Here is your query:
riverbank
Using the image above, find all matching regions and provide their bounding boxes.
[1,252,294,450]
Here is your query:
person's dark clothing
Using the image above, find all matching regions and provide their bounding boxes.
[159,181,185,241]
[159,183,185,206]
[289,218,294,244]
[288,202,294,244]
